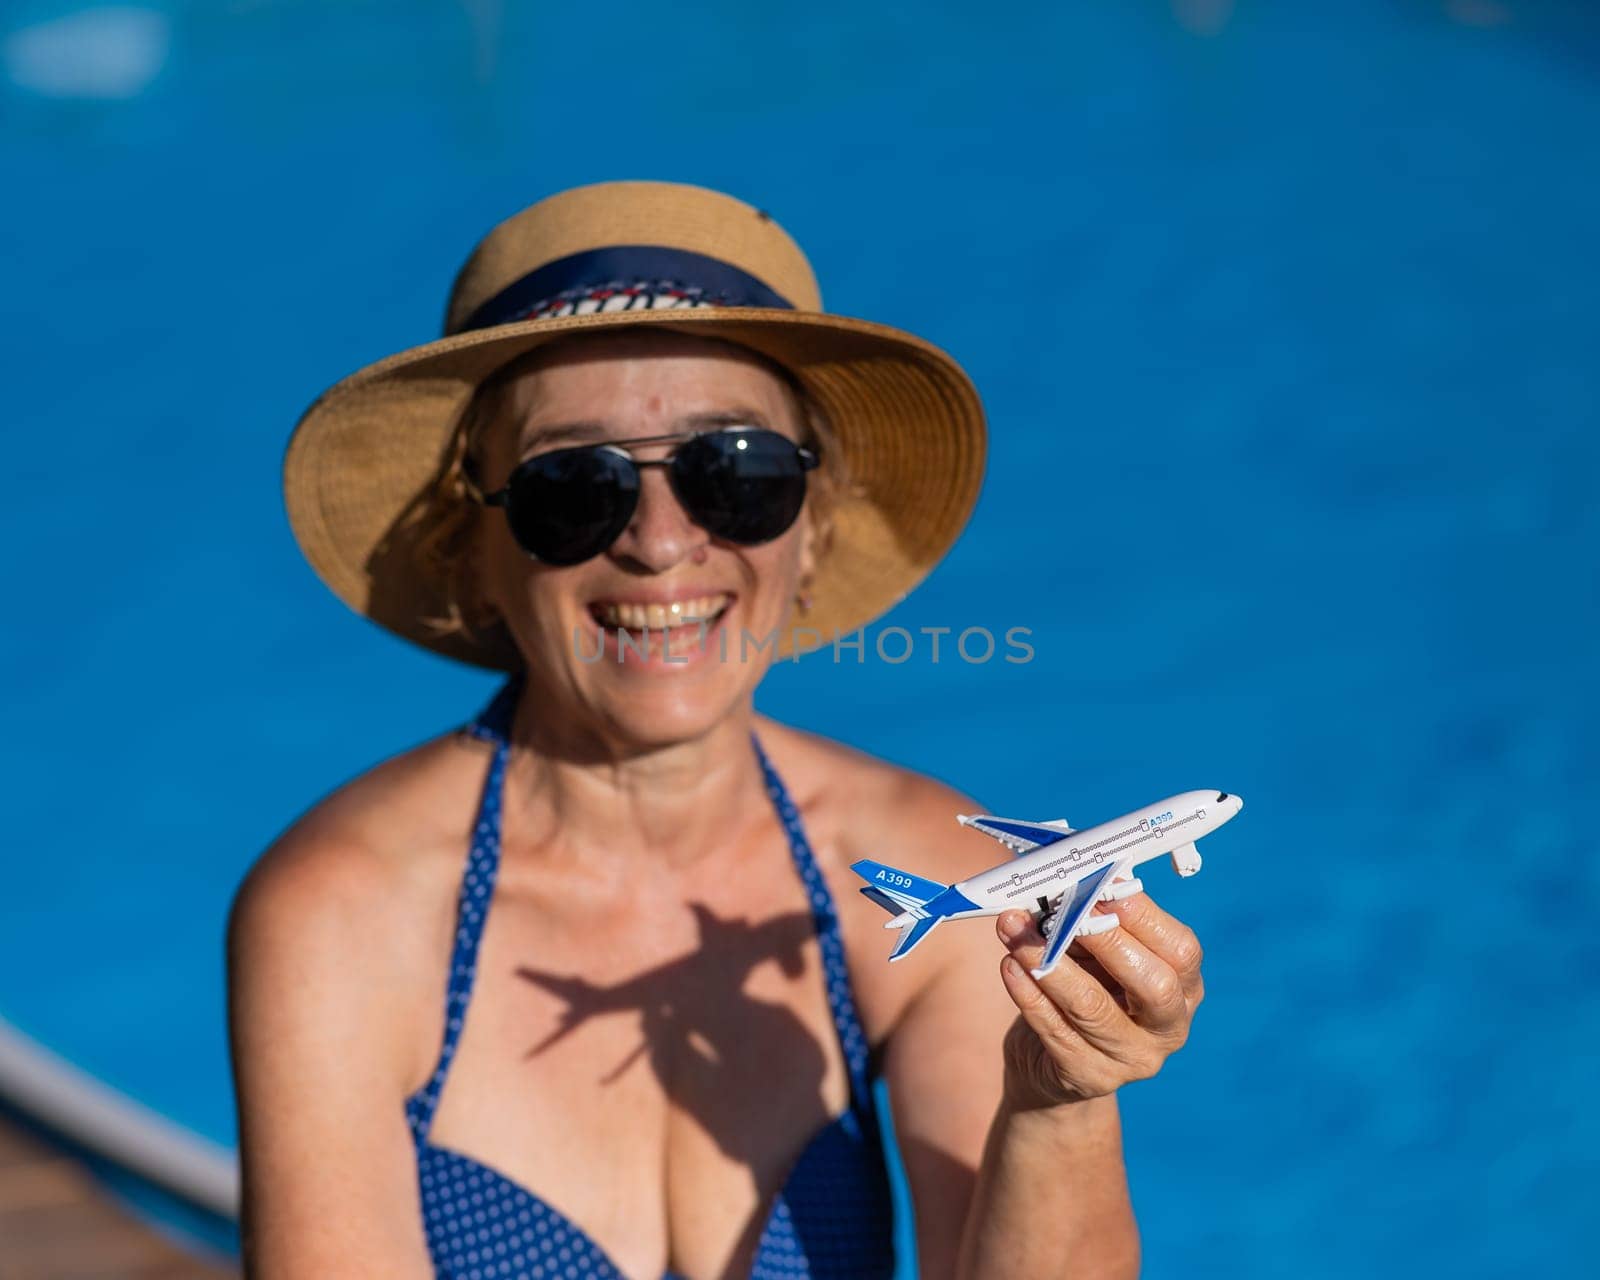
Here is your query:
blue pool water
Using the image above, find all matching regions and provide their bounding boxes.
[2,1,1597,1275]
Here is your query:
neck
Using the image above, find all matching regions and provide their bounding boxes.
[493,677,769,878]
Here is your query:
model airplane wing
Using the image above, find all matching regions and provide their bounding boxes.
[1032,860,1127,979]
[957,814,1074,855]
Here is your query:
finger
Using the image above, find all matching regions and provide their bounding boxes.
[1073,910,1190,1036]
[1066,945,1130,1012]
[1001,929,1143,1056]
[999,954,1094,1060]
[1102,892,1204,992]
[996,909,1043,949]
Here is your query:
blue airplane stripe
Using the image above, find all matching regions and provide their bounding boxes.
[927,884,982,916]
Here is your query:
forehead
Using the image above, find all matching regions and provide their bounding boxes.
[501,331,801,452]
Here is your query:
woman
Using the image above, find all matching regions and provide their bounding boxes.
[230,180,1204,1279]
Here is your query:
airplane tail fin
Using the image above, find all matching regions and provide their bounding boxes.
[850,859,948,916]
[850,860,960,964]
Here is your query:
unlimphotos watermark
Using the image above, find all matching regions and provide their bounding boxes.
[573,621,1035,665]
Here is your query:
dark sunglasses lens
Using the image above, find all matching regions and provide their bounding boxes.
[670,431,810,545]
[506,446,639,565]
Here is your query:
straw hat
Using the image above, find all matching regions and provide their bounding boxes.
[282,179,987,671]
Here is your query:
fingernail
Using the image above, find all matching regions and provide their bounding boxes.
[998,912,1026,944]
[1002,955,1025,981]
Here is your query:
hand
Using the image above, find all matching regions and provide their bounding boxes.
[995,893,1204,1109]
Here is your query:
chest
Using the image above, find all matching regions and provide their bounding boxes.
[421,859,856,1279]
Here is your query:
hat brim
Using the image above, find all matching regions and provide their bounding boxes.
[282,306,986,671]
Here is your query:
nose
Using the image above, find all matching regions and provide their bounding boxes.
[608,465,705,573]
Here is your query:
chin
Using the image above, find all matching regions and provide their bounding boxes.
[591,674,753,750]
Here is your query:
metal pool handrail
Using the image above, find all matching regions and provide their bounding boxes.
[0,1016,239,1218]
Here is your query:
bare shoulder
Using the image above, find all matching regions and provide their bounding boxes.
[227,725,491,1091]
[230,728,469,956]
[751,718,1003,1035]
[228,727,489,1274]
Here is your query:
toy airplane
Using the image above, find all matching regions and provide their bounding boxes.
[851,790,1244,979]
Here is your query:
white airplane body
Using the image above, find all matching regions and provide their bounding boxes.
[851,790,1244,978]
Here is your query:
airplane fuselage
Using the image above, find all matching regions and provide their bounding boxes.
[944,790,1243,919]
[853,789,1243,972]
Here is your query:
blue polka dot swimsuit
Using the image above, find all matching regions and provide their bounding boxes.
[404,673,897,1280]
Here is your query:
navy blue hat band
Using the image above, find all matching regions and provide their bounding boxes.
[457,245,796,333]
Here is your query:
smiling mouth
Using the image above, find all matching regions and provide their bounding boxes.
[587,593,733,631]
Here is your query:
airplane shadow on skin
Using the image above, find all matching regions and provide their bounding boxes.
[514,903,834,1276]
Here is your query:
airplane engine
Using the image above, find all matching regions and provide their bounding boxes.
[1104,877,1144,901]
[1079,913,1120,936]
[1170,843,1202,877]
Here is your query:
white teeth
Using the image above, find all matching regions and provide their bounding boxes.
[596,594,729,630]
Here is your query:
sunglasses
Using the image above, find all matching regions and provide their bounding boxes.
[464,426,821,566]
